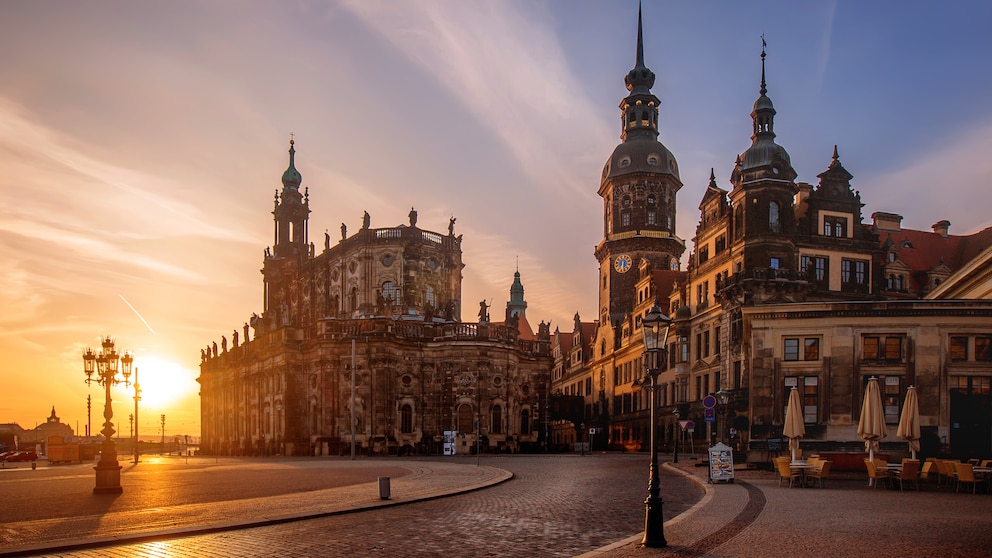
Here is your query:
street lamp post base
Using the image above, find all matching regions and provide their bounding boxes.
[93,462,123,494]
[641,496,667,548]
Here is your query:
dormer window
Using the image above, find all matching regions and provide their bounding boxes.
[823,216,848,237]
[888,252,896,263]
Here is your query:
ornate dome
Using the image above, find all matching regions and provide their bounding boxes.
[281,140,302,190]
[603,139,679,182]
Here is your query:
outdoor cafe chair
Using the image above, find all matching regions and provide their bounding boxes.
[954,462,980,494]
[937,460,959,488]
[896,460,920,491]
[920,461,937,486]
[865,458,891,489]
[776,458,802,488]
[806,460,832,488]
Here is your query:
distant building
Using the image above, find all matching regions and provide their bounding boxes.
[553,8,992,461]
[0,407,74,448]
[198,142,552,456]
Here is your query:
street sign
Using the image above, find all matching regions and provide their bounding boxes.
[678,420,690,431]
[704,408,716,422]
[589,428,596,435]
[686,420,696,434]
[702,395,717,409]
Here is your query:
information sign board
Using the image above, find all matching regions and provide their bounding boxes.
[708,442,735,483]
[704,408,716,422]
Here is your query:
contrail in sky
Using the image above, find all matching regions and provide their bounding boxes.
[119,294,157,335]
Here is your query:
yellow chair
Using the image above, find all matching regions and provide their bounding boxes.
[920,461,937,485]
[896,460,920,491]
[865,458,890,489]
[806,460,832,488]
[776,458,802,488]
[955,462,980,494]
[936,460,959,487]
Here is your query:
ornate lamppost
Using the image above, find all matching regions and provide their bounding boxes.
[715,388,731,444]
[83,336,133,494]
[639,304,673,548]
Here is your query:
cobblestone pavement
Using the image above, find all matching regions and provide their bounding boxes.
[589,462,992,558]
[16,454,701,558]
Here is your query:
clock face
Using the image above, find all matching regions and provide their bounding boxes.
[614,254,632,274]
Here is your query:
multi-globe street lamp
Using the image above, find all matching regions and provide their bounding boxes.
[82,336,133,494]
[639,304,673,548]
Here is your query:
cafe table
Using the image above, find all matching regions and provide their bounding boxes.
[790,460,817,487]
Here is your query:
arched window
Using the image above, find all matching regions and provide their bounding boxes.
[381,281,397,305]
[887,275,894,290]
[457,404,474,434]
[491,404,503,434]
[769,201,781,233]
[400,404,413,434]
[425,285,436,308]
[734,206,744,239]
[349,287,358,312]
[520,409,530,434]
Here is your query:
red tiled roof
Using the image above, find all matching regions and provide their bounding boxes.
[879,225,992,292]
[495,313,537,341]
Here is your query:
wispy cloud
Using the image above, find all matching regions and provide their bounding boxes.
[341,1,613,199]
[861,119,992,232]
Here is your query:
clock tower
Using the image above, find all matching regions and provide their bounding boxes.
[594,6,685,328]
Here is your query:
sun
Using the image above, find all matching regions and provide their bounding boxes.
[120,356,199,410]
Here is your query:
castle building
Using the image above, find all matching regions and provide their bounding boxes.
[197,143,552,456]
[553,8,992,461]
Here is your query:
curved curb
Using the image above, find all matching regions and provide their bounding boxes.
[577,462,766,557]
[0,465,514,557]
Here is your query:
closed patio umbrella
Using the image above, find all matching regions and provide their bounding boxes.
[897,385,921,460]
[783,387,805,462]
[858,377,887,462]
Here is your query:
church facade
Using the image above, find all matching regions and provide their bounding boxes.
[197,143,552,457]
[553,9,992,461]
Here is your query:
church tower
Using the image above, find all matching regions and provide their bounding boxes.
[505,267,528,320]
[272,139,311,259]
[728,41,798,275]
[594,5,685,328]
[262,140,312,329]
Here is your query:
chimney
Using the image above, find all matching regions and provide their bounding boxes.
[932,220,950,238]
[871,212,903,232]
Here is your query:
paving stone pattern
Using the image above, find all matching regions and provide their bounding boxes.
[32,454,698,558]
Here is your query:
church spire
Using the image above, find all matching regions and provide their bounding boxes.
[620,3,659,142]
[635,2,646,70]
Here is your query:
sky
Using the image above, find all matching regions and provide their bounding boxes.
[1,1,990,437]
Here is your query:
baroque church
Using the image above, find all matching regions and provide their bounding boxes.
[551,8,992,462]
[197,142,552,456]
